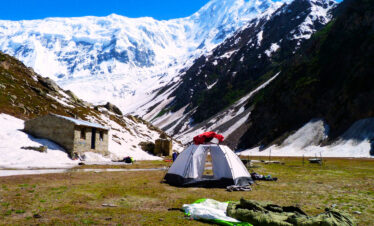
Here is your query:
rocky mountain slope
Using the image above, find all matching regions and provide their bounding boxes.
[0,0,283,113]
[142,0,373,158]
[238,0,374,150]
[143,0,336,137]
[0,51,182,167]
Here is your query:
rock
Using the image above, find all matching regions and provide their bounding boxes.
[10,95,17,100]
[139,142,155,153]
[128,115,138,123]
[30,86,44,96]
[102,203,118,207]
[21,146,48,153]
[33,214,42,219]
[8,74,15,81]
[65,90,80,103]
[27,67,37,76]
[353,211,362,215]
[25,106,33,113]
[51,104,58,110]
[17,103,24,108]
[102,102,123,115]
[38,77,60,92]
[67,111,77,118]
[81,101,92,108]
[159,133,168,139]
[0,84,5,89]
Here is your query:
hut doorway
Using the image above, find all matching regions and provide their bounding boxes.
[91,128,96,149]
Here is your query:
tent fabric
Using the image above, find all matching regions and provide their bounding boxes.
[193,131,224,145]
[164,144,253,187]
[183,199,252,226]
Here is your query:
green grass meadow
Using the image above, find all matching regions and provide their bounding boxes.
[0,158,373,225]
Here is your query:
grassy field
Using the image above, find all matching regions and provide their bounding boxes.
[0,158,373,225]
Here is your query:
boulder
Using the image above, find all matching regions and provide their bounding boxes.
[102,102,123,115]
[139,141,155,153]
[159,133,168,139]
[128,115,138,123]
[65,90,80,103]
[30,86,44,96]
[38,77,60,92]
[21,145,48,153]
[51,104,58,110]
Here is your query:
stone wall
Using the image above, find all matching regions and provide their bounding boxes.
[24,114,75,156]
[73,126,109,156]
[24,114,110,157]
[154,139,172,156]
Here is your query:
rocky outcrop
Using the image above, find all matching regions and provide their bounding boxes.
[38,77,60,92]
[96,102,123,115]
[139,141,155,153]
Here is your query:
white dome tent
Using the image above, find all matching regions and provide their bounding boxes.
[164,144,253,187]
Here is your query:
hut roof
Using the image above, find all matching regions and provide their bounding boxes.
[52,114,109,130]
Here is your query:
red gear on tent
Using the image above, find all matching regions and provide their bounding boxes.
[193,131,224,145]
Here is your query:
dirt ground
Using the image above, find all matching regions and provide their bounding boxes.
[0,158,373,225]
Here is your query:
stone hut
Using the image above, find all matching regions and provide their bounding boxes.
[24,114,110,157]
[154,138,173,156]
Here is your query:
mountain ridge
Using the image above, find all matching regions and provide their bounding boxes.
[0,0,284,114]
[145,0,336,140]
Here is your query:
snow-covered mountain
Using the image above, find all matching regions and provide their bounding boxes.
[140,0,337,138]
[0,0,283,113]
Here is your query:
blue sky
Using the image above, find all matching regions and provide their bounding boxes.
[0,0,210,21]
[1,0,342,21]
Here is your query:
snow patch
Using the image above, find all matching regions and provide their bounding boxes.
[264,43,280,57]
[256,31,263,46]
[0,114,78,169]
[174,72,281,144]
[240,118,374,158]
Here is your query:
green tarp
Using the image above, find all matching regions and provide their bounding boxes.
[227,198,356,226]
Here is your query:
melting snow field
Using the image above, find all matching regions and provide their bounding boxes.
[0,114,79,169]
[240,142,372,158]
[0,114,163,170]
[239,119,374,158]
[0,168,166,177]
